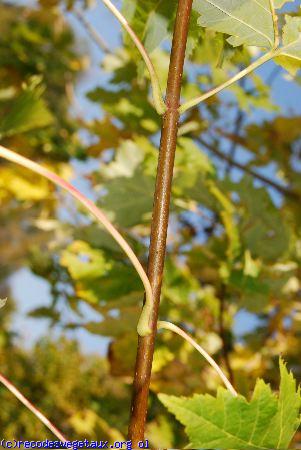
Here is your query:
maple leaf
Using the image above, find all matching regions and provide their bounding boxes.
[276,15,301,75]
[159,359,301,449]
[193,0,275,48]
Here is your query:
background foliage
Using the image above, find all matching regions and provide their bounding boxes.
[1,0,301,447]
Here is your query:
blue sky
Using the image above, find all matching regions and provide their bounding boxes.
[7,0,301,354]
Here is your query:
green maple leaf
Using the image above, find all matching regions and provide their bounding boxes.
[0,77,53,138]
[276,15,301,75]
[265,359,301,448]
[228,176,290,262]
[76,264,142,303]
[60,241,142,304]
[60,241,111,282]
[193,0,275,48]
[123,0,176,52]
[100,168,155,227]
[159,359,301,449]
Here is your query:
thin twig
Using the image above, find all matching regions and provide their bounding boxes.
[157,321,238,397]
[99,0,166,115]
[128,0,193,444]
[225,63,280,176]
[225,112,245,176]
[224,73,247,176]
[73,7,111,54]
[179,50,276,114]
[0,145,153,336]
[180,27,301,114]
[0,373,68,442]
[196,138,300,201]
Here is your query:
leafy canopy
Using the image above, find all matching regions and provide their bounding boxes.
[1,0,301,446]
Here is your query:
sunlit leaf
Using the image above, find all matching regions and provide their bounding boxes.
[226,177,290,262]
[159,359,301,449]
[61,241,111,281]
[123,0,177,52]
[0,78,53,138]
[276,15,301,75]
[84,308,140,337]
[193,0,275,48]
[100,168,155,227]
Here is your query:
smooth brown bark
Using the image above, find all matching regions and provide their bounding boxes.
[128,0,193,445]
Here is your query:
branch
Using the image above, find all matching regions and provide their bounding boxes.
[73,7,111,54]
[0,145,153,336]
[224,64,280,177]
[157,321,237,397]
[225,109,245,176]
[0,373,67,442]
[179,16,301,115]
[197,138,300,201]
[128,0,193,444]
[99,0,166,115]
[179,50,276,114]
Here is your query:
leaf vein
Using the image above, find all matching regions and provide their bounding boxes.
[199,0,273,46]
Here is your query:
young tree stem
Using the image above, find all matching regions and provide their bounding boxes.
[128,0,193,444]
